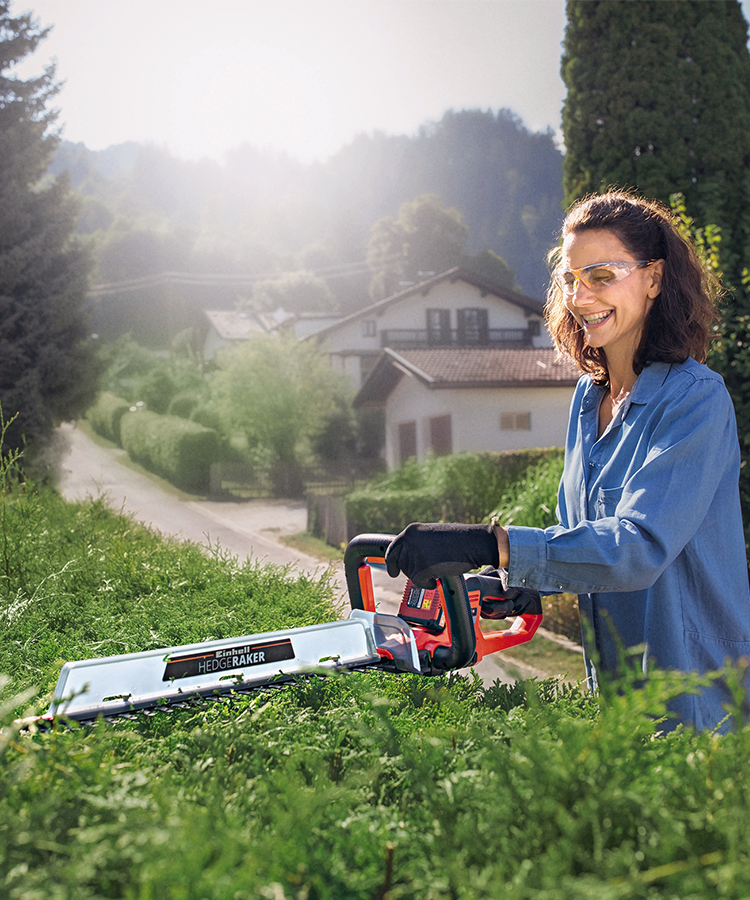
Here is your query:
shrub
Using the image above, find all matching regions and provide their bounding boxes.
[167,390,201,420]
[87,391,131,445]
[120,409,219,492]
[346,449,560,535]
[489,451,566,528]
[0,488,338,702]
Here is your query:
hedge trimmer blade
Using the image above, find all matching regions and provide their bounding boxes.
[19,533,542,728]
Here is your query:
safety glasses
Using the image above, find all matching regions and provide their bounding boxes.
[556,260,658,294]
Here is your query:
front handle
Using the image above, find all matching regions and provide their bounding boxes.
[343,533,476,672]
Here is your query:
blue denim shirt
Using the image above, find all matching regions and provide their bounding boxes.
[507,358,750,731]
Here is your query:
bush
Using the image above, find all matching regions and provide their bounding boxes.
[489,451,566,528]
[346,449,560,535]
[0,487,338,702]
[87,391,131,444]
[167,390,201,420]
[3,477,750,898]
[120,409,219,492]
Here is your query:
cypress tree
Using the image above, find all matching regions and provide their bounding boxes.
[0,1,97,460]
[561,0,750,280]
[561,0,750,547]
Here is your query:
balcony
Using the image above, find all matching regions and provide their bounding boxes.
[379,327,533,349]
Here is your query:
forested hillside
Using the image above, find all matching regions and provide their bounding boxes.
[50,108,564,344]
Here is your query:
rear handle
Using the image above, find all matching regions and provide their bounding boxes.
[344,533,476,671]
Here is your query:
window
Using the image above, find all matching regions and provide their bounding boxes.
[457,308,489,344]
[362,320,376,337]
[500,412,531,431]
[426,308,451,344]
[428,414,452,456]
[398,421,417,463]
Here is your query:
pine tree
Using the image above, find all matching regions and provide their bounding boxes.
[0,1,97,460]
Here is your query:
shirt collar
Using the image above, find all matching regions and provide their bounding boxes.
[580,361,673,413]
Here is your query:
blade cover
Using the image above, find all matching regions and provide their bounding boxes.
[47,610,419,722]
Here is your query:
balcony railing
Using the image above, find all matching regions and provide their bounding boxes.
[380,328,533,349]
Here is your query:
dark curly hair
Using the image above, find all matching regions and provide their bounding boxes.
[545,190,721,384]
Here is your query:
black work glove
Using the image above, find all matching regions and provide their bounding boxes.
[473,567,542,619]
[385,522,500,590]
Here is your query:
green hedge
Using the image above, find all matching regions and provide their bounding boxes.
[345,449,562,534]
[87,391,132,445]
[120,409,219,493]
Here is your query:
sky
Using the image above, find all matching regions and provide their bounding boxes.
[10,0,570,164]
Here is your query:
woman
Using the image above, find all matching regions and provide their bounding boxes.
[385,190,750,731]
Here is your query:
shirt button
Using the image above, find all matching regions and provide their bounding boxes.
[520,578,526,585]
[557,584,563,590]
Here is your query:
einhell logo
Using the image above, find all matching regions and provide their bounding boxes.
[162,639,294,681]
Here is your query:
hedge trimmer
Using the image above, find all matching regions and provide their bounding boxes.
[23,534,542,728]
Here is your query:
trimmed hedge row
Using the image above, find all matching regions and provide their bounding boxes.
[119,409,219,493]
[87,391,132,445]
[345,449,561,534]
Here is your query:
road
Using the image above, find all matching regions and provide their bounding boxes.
[55,422,515,684]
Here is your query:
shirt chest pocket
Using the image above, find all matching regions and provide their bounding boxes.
[594,485,624,519]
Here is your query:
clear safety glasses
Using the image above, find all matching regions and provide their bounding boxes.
[556,259,659,294]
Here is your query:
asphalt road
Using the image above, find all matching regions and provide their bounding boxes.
[55,422,514,684]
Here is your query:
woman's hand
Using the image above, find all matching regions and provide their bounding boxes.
[385,522,501,590]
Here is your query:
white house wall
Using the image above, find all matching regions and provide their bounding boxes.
[315,280,550,389]
[384,375,574,469]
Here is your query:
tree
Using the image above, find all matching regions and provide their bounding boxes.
[367,193,469,300]
[209,334,355,496]
[367,193,521,301]
[561,0,750,281]
[0,2,98,458]
[247,270,338,315]
[561,0,750,547]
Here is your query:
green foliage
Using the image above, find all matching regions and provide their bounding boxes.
[0,486,338,703]
[86,391,131,444]
[0,2,99,458]
[346,450,559,534]
[248,270,338,314]
[2,473,750,897]
[3,654,750,897]
[367,193,470,300]
[562,0,750,278]
[209,333,356,495]
[96,334,208,413]
[119,410,219,492]
[489,452,566,529]
[460,247,518,290]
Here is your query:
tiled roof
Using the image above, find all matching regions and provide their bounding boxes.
[394,347,580,386]
[356,347,580,406]
[204,310,269,340]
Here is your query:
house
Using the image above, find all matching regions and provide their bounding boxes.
[202,307,295,360]
[302,267,551,391]
[355,346,580,469]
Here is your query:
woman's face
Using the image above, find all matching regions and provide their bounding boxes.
[561,229,663,366]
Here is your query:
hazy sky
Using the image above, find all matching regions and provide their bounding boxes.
[11,0,570,163]
[12,1,750,166]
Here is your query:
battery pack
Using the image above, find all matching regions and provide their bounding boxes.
[398,580,445,633]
